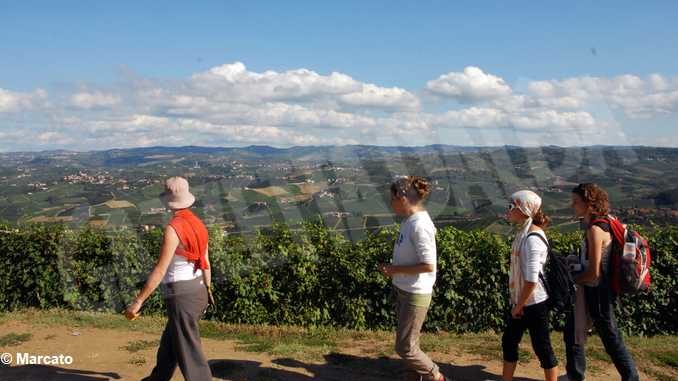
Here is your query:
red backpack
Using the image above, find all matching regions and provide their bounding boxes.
[591,216,651,295]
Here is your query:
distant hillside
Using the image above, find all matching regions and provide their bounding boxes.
[2,144,493,167]
[654,188,678,207]
[6,144,678,168]
[2,144,678,232]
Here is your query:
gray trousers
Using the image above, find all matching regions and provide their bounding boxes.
[144,277,212,381]
[394,288,439,381]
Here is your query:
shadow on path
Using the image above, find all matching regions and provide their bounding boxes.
[0,364,121,381]
[207,353,542,381]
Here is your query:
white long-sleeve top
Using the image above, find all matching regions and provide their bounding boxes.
[509,230,549,306]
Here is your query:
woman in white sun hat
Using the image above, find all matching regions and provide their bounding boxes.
[125,176,213,381]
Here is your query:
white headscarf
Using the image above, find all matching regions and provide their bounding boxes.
[510,190,543,252]
[508,190,543,304]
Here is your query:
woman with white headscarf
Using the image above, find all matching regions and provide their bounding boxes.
[502,190,559,381]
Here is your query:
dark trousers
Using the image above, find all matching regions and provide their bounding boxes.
[143,277,212,381]
[502,301,558,369]
[564,282,639,381]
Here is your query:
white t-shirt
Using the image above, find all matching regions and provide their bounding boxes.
[510,230,549,306]
[391,210,437,294]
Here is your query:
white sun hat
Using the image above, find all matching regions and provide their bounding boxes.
[161,176,196,210]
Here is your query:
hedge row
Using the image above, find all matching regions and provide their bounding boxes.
[0,222,675,335]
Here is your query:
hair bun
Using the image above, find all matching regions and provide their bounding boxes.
[532,207,551,228]
[390,176,431,203]
[411,176,431,199]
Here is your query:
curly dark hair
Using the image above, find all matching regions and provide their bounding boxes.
[572,183,610,216]
[391,176,431,203]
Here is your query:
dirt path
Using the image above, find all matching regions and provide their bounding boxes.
[0,320,649,381]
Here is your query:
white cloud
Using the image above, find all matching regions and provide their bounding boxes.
[190,62,360,102]
[431,107,504,129]
[0,88,47,112]
[426,66,512,101]
[339,84,420,110]
[527,74,678,118]
[135,96,378,132]
[75,115,360,148]
[36,131,72,145]
[490,94,583,111]
[509,110,598,131]
[70,91,121,109]
[430,107,598,131]
[2,62,677,150]
[188,62,419,111]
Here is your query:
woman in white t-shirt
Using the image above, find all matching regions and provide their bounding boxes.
[378,176,449,381]
[502,190,558,381]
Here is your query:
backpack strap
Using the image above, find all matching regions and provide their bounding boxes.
[526,232,551,253]
[590,217,611,233]
[526,232,551,290]
[591,216,626,247]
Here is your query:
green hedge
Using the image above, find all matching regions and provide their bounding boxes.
[0,222,675,335]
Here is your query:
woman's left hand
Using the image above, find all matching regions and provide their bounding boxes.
[511,304,524,319]
[124,299,143,321]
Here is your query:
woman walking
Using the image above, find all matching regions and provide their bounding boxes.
[124,176,213,381]
[378,176,449,381]
[564,183,639,381]
[502,190,559,381]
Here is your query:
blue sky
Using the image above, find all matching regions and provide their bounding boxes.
[1,1,677,150]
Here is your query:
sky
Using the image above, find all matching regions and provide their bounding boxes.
[1,1,677,151]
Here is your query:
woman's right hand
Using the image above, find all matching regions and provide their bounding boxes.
[123,299,143,321]
[511,304,524,319]
[378,263,394,277]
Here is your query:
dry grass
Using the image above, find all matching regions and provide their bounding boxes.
[88,219,108,227]
[280,194,313,203]
[28,216,74,223]
[295,183,324,194]
[104,200,136,209]
[250,186,290,197]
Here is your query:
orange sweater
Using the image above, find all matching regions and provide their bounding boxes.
[168,209,210,271]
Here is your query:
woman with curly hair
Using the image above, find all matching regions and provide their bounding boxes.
[378,176,449,381]
[564,183,639,381]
